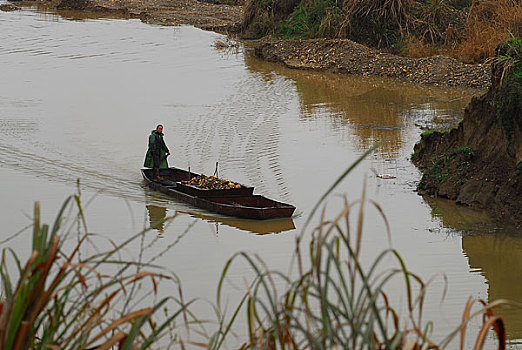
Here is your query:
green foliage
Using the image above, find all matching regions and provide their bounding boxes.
[417,173,427,189]
[452,146,475,158]
[420,129,439,138]
[417,146,474,189]
[447,0,472,10]
[411,148,421,161]
[429,158,449,185]
[420,127,454,139]
[277,0,340,38]
[503,37,522,59]
[420,129,438,137]
[517,162,522,170]
[492,37,522,148]
[413,128,456,162]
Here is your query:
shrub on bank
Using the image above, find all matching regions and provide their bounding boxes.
[490,38,522,153]
[242,0,522,62]
[455,0,522,62]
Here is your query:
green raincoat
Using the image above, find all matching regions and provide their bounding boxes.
[144,130,170,169]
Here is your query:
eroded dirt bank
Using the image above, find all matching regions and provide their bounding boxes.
[412,41,522,225]
[254,39,491,89]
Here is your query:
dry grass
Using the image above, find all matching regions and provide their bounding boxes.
[455,0,522,62]
[341,0,413,44]
[344,0,412,26]
[210,149,522,349]
[402,34,438,57]
[418,0,455,43]
[0,195,194,349]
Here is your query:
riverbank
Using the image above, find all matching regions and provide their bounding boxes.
[412,39,522,225]
[254,39,491,89]
[3,0,494,88]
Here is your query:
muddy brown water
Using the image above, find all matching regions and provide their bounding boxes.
[1,6,521,347]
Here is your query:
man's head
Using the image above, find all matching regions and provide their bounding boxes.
[156,124,163,133]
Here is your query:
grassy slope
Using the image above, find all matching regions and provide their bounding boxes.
[242,0,522,63]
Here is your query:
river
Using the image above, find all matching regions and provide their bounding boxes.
[1,5,521,348]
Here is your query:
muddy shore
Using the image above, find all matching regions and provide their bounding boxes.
[5,0,242,32]
[3,0,492,89]
[254,39,491,89]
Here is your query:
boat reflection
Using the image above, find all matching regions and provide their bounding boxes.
[178,210,296,235]
[144,188,296,235]
[424,196,522,343]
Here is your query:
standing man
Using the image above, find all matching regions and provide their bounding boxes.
[144,124,170,180]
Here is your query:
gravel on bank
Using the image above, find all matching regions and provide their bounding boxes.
[255,39,491,89]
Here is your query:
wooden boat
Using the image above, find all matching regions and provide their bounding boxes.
[141,167,296,220]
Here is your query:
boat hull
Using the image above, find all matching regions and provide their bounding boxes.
[142,168,295,220]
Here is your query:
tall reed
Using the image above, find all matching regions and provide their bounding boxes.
[0,193,194,349]
[2,164,521,349]
[210,151,520,349]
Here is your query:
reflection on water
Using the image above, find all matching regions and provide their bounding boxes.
[423,196,494,232]
[145,203,295,235]
[463,234,522,343]
[143,185,295,235]
[425,196,522,343]
[146,204,167,233]
[51,9,132,21]
[245,53,477,158]
[179,210,295,235]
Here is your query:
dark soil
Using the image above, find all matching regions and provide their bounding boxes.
[412,42,522,225]
[254,39,491,89]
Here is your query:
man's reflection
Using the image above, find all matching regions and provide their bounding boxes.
[146,205,167,233]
